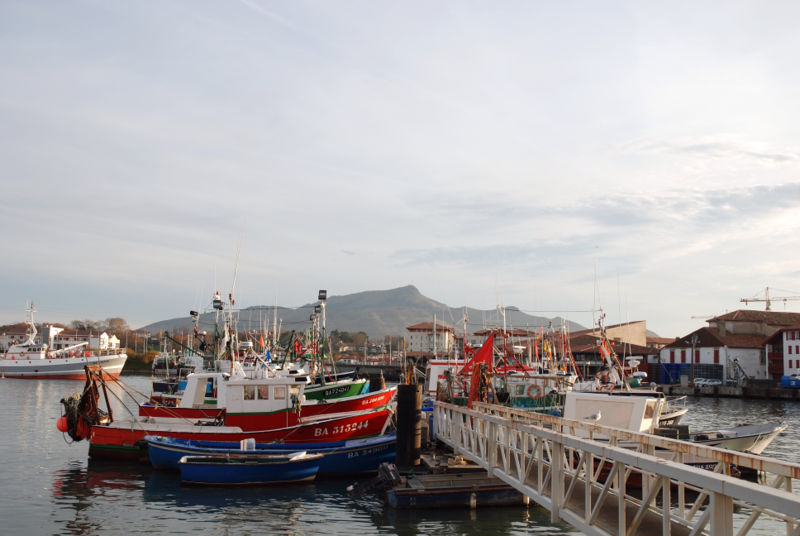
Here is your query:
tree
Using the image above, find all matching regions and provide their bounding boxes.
[352,331,368,349]
[105,317,130,337]
[70,319,100,331]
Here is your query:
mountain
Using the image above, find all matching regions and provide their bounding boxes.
[140,285,586,339]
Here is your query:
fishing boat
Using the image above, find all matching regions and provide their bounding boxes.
[145,433,396,474]
[685,422,787,455]
[58,365,395,460]
[0,303,127,380]
[560,391,786,485]
[147,290,369,405]
[178,451,323,485]
[138,362,396,424]
[428,329,578,410]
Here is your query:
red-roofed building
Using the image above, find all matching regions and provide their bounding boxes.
[763,326,800,379]
[406,321,456,361]
[660,309,800,383]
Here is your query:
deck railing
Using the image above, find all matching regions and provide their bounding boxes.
[433,401,800,536]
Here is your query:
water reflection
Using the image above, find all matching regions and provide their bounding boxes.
[51,460,148,535]
[682,397,800,463]
[369,503,579,536]
[8,376,797,535]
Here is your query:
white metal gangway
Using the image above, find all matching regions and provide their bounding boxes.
[433,401,800,536]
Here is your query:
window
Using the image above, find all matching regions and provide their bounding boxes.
[713,348,719,364]
[244,385,256,400]
[790,346,793,355]
[258,386,269,399]
[274,386,287,399]
[681,349,686,363]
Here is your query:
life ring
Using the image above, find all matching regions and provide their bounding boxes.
[527,384,543,399]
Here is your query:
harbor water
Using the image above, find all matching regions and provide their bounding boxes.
[1,375,798,535]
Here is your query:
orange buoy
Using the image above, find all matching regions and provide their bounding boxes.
[56,416,68,433]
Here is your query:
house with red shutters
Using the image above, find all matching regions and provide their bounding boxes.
[660,309,800,383]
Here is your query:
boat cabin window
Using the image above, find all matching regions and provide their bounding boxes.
[644,400,657,419]
[242,385,274,400]
[274,386,287,400]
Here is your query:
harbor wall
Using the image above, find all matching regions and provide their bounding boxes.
[660,383,800,400]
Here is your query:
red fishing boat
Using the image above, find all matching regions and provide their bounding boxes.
[58,366,395,460]
[138,375,396,425]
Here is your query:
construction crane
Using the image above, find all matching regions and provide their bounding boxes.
[740,286,800,311]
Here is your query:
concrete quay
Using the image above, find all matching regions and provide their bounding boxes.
[660,383,800,400]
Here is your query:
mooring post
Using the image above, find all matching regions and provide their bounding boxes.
[396,383,422,469]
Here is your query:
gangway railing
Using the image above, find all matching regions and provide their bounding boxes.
[433,401,800,536]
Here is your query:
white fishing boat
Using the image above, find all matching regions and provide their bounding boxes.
[0,303,127,380]
[689,422,787,455]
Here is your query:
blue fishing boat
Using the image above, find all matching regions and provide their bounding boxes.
[178,451,323,485]
[145,433,396,475]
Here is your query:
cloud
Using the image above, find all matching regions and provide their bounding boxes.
[628,139,799,164]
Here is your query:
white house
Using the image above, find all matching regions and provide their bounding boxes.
[764,326,800,379]
[661,309,800,383]
[50,329,118,350]
[406,321,456,356]
[660,328,766,381]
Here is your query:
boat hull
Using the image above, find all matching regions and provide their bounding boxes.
[178,452,322,485]
[138,386,397,425]
[690,423,787,455]
[304,379,369,401]
[87,407,394,460]
[0,354,127,379]
[146,433,396,474]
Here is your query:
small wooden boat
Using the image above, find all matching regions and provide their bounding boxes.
[146,433,396,474]
[178,451,323,485]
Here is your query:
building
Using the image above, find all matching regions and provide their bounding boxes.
[763,326,800,379]
[660,309,800,383]
[660,328,764,382]
[645,337,675,350]
[405,321,456,362]
[569,322,658,379]
[0,325,28,351]
[0,324,120,352]
[52,329,119,350]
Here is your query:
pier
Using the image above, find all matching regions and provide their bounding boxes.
[432,400,800,535]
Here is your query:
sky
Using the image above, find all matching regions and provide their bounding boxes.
[2,1,800,337]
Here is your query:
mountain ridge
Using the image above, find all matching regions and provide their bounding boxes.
[140,285,587,339]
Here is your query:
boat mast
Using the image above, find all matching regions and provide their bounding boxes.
[24,300,37,345]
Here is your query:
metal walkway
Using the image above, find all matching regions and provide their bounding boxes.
[432,401,800,536]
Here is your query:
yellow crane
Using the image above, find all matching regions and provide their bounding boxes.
[740,286,800,311]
